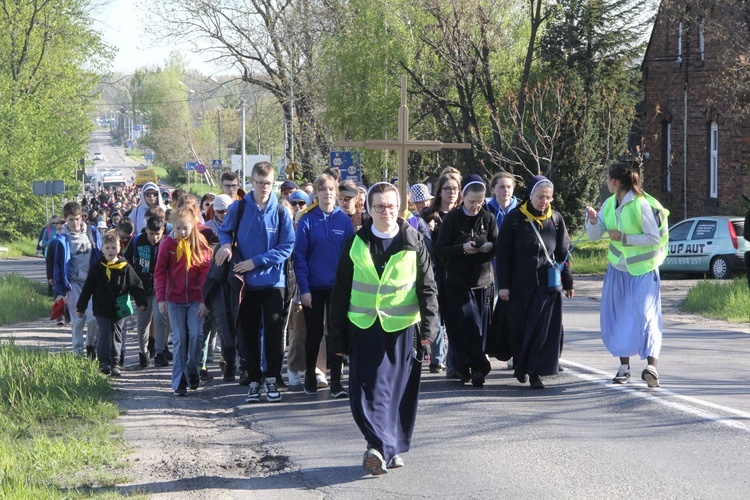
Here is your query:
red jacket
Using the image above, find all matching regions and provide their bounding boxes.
[154,236,212,304]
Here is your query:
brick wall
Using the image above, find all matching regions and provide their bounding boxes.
[642,1,750,222]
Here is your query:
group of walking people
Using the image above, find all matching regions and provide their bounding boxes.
[49,158,668,476]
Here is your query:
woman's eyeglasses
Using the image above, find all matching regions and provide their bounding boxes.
[442,187,459,193]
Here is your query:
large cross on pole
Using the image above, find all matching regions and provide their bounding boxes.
[334,75,472,209]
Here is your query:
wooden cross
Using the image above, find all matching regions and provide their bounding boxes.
[334,75,472,208]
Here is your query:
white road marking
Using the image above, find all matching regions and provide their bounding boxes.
[562,359,750,433]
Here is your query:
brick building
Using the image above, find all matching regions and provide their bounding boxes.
[641,0,750,222]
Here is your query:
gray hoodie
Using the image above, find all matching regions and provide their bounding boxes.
[62,224,93,283]
[129,182,167,234]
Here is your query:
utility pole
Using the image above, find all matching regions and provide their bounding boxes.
[217,109,222,163]
[241,99,247,184]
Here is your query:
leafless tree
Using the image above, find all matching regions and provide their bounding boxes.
[143,0,339,173]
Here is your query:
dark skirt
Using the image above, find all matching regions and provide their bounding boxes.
[440,281,492,377]
[508,286,563,379]
[348,321,422,463]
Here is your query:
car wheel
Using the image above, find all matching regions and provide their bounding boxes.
[710,256,732,280]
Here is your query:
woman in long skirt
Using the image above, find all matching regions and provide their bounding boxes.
[585,161,669,387]
[496,175,574,389]
[328,182,439,476]
[434,174,498,386]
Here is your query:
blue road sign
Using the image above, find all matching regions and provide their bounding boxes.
[184,161,197,171]
[195,163,206,174]
[330,151,361,182]
[212,159,223,169]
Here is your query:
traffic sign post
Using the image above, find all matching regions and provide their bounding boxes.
[330,151,362,182]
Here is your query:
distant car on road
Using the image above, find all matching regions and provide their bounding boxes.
[660,216,749,279]
[93,152,103,161]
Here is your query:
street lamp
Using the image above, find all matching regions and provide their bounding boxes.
[179,81,205,121]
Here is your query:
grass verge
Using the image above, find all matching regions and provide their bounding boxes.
[681,279,750,322]
[0,237,40,258]
[569,233,609,275]
[0,341,128,497]
[0,274,53,325]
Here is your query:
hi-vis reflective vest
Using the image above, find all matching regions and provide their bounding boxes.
[602,192,670,276]
[347,235,421,332]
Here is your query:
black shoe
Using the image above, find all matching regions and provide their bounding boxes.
[429,364,445,374]
[239,370,250,386]
[188,373,200,390]
[459,368,471,384]
[471,373,485,387]
[445,369,461,379]
[530,375,545,390]
[303,379,317,395]
[223,371,236,382]
[147,337,155,358]
[163,347,173,361]
[199,369,214,383]
[99,366,111,375]
[110,366,122,378]
[516,373,528,384]
[154,352,169,367]
[330,382,348,399]
[86,346,96,361]
[175,378,188,396]
[139,352,149,369]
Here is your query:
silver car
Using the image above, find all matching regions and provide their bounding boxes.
[660,216,749,279]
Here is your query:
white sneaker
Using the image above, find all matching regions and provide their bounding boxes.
[263,377,282,402]
[316,372,329,389]
[612,364,631,384]
[641,365,660,388]
[287,370,303,387]
[506,358,514,370]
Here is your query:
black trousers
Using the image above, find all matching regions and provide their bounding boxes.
[303,289,343,385]
[238,287,285,384]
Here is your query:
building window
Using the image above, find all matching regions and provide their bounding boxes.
[662,121,672,192]
[676,21,683,62]
[699,19,705,61]
[709,122,718,199]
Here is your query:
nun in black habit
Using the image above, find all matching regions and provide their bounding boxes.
[495,175,574,389]
[328,182,439,476]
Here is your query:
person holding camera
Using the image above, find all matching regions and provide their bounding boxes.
[435,174,498,387]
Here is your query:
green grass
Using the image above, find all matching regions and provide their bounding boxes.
[0,342,128,497]
[682,279,750,322]
[0,274,53,325]
[569,233,609,275]
[0,237,40,258]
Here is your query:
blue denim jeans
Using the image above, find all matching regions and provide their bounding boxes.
[429,321,446,368]
[168,302,202,391]
[95,315,124,370]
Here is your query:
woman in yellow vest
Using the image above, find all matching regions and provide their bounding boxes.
[328,182,439,476]
[585,161,669,388]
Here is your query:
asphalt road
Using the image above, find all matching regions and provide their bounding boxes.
[2,257,749,498]
[87,128,142,186]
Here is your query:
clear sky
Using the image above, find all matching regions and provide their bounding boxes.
[95,0,216,75]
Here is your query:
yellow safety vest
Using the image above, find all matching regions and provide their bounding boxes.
[602,192,669,276]
[347,235,420,332]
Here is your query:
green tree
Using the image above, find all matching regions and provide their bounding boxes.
[0,0,110,241]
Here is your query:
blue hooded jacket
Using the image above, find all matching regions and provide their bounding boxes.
[218,191,294,290]
[293,205,354,294]
[486,196,518,229]
[51,223,102,297]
